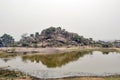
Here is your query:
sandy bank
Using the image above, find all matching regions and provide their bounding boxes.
[0,47,119,55]
[0,47,74,54]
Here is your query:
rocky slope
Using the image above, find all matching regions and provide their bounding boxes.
[20,27,94,47]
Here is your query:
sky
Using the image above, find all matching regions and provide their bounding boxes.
[0,0,120,41]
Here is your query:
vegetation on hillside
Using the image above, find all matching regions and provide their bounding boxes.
[18,27,96,47]
[0,27,118,48]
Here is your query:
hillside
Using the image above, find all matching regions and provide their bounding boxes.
[19,27,94,47]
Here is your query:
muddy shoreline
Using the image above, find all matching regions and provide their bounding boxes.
[1,68,120,80]
[0,47,73,54]
[0,47,119,54]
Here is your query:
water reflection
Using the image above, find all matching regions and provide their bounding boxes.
[0,50,120,78]
[22,51,92,68]
[2,58,11,62]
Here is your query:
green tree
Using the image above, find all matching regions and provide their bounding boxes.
[20,33,32,47]
[0,34,14,47]
[35,32,39,38]
[0,38,3,47]
[42,27,56,39]
[73,35,84,43]
[30,34,34,38]
[35,32,40,43]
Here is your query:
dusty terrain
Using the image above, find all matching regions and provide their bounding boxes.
[0,47,119,55]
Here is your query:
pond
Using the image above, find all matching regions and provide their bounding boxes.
[0,51,120,78]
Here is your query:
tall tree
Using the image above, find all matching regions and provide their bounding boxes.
[34,32,40,43]
[0,34,14,47]
[0,38,3,47]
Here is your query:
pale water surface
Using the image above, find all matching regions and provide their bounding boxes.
[0,51,120,78]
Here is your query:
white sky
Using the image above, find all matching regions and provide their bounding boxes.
[0,0,120,41]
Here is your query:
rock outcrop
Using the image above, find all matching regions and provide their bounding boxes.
[19,27,94,47]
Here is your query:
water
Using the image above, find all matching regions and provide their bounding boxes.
[0,51,120,78]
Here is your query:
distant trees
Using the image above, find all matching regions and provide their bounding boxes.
[0,34,14,47]
[19,32,40,47]
[20,33,29,47]
[43,27,56,35]
[73,35,82,43]
[94,40,113,48]
[41,27,56,39]
[20,33,34,47]
[0,38,3,47]
[35,32,40,43]
[0,27,116,48]
[73,36,84,44]
[72,35,94,46]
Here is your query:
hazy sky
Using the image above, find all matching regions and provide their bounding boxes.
[0,0,120,41]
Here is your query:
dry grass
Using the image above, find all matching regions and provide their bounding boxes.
[57,77,120,80]
[58,77,104,80]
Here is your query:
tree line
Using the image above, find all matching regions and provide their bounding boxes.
[0,27,117,48]
[0,33,115,48]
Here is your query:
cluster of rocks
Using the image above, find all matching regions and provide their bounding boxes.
[19,27,94,47]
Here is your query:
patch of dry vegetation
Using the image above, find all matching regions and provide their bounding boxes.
[0,51,16,58]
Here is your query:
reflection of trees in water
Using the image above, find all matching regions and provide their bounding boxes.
[3,58,11,62]
[22,51,92,68]
[101,50,115,55]
[0,53,17,62]
[102,52,109,55]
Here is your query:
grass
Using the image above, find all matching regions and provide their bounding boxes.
[0,51,17,58]
[0,69,38,80]
[70,47,120,53]
[0,69,120,80]
[56,77,120,80]
[0,69,25,80]
[105,77,120,80]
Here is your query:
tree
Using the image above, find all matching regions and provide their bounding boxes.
[0,38,3,47]
[20,33,38,47]
[20,33,31,47]
[35,32,39,38]
[73,35,84,43]
[35,32,40,43]
[30,34,34,38]
[44,27,56,34]
[0,34,14,47]
[41,27,56,39]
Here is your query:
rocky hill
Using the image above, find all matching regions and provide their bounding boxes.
[20,27,94,47]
